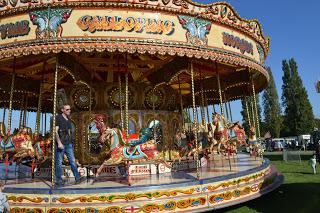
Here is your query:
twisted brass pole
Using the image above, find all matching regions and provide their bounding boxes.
[35,83,43,136]
[35,63,46,136]
[88,73,92,152]
[205,93,210,124]
[177,75,185,130]
[51,58,59,187]
[244,97,252,128]
[251,76,261,141]
[19,95,24,128]
[200,71,205,125]
[125,72,129,138]
[118,74,124,130]
[216,64,224,117]
[190,61,200,180]
[250,96,256,130]
[23,95,28,127]
[7,57,16,134]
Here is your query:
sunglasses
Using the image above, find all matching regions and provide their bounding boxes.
[65,109,71,111]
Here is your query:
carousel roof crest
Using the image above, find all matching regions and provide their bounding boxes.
[0,0,269,57]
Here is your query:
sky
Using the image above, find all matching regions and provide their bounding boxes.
[195,0,320,122]
[0,0,319,132]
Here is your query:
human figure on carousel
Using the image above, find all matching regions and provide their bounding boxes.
[12,127,35,164]
[227,121,246,154]
[55,104,85,187]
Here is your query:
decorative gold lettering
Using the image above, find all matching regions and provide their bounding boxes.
[76,15,175,35]
[0,20,30,40]
[222,32,253,55]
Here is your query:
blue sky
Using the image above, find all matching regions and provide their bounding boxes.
[1,0,319,132]
[195,0,320,122]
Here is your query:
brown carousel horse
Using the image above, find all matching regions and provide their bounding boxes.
[248,127,263,157]
[0,122,50,165]
[207,113,246,155]
[227,121,247,154]
[94,114,171,176]
[173,124,210,162]
[208,113,229,155]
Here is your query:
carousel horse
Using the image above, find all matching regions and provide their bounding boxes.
[0,122,15,161]
[248,127,263,157]
[173,127,209,161]
[94,115,171,176]
[227,122,246,154]
[209,113,229,155]
[0,123,47,165]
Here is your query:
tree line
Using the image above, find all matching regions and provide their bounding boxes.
[241,58,316,138]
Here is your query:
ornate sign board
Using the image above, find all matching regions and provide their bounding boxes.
[0,8,263,63]
[0,20,30,40]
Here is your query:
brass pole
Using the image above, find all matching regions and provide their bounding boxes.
[190,61,200,180]
[23,95,28,127]
[152,88,157,143]
[216,64,224,117]
[35,62,46,136]
[118,54,124,130]
[205,94,210,124]
[200,70,205,125]
[19,95,24,128]
[35,83,43,136]
[250,96,256,130]
[196,106,200,125]
[224,93,229,121]
[177,75,185,129]
[88,73,92,152]
[251,75,261,141]
[244,97,251,128]
[44,113,47,134]
[125,65,129,138]
[118,74,124,130]
[7,57,16,134]
[41,113,44,134]
[51,58,59,187]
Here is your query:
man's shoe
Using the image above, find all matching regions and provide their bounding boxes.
[54,182,65,188]
[75,176,86,184]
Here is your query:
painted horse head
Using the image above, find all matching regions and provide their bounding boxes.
[94,114,107,132]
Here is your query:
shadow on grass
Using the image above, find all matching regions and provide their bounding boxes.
[212,183,320,213]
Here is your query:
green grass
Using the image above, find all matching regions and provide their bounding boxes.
[212,153,320,213]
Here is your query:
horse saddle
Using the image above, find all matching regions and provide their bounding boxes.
[123,145,147,159]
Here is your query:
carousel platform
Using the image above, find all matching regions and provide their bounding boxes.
[1,153,283,213]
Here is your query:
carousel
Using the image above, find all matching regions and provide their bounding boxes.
[0,0,283,212]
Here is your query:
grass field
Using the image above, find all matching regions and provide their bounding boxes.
[213,152,320,213]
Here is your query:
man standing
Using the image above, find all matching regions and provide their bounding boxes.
[55,104,84,187]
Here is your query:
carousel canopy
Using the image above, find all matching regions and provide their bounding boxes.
[0,0,270,112]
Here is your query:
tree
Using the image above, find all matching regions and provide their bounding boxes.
[262,67,282,138]
[241,95,264,136]
[281,58,314,136]
[314,118,320,129]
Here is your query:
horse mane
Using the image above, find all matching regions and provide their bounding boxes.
[114,128,126,146]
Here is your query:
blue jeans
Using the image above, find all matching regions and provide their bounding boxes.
[55,143,80,184]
